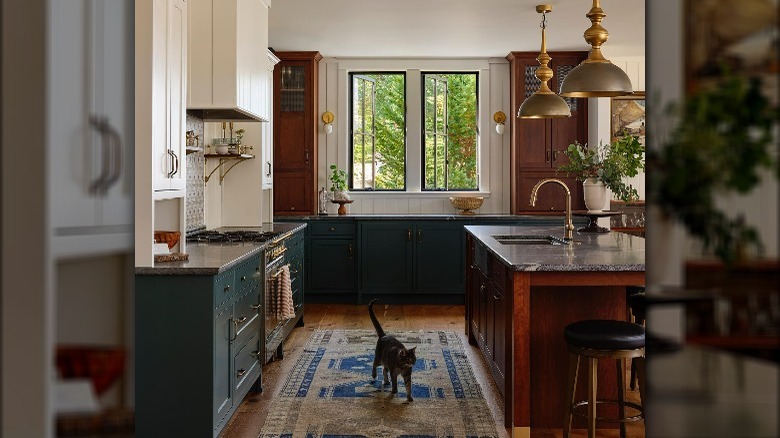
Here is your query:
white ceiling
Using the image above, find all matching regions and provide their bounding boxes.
[269,0,645,58]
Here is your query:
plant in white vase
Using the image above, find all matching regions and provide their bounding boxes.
[558,135,645,211]
[329,164,350,201]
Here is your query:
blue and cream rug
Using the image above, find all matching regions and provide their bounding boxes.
[259,329,499,438]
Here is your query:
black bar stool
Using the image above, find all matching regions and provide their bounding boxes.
[563,320,645,438]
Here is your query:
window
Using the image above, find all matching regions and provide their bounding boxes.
[423,72,478,190]
[350,73,406,190]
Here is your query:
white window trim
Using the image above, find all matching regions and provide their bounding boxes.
[333,58,492,195]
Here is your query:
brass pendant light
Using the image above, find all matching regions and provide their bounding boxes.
[518,5,572,119]
[559,0,633,98]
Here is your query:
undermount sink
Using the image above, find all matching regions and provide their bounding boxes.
[492,234,570,246]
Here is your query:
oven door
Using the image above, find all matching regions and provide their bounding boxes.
[264,255,285,357]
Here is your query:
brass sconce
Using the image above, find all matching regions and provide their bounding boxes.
[493,111,506,135]
[322,111,335,134]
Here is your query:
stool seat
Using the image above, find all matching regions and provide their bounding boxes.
[564,320,645,351]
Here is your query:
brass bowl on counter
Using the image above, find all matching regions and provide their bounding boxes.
[449,196,484,214]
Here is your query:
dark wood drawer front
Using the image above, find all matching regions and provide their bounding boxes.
[490,256,506,291]
[309,221,355,237]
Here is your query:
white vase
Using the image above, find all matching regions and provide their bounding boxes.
[583,178,606,212]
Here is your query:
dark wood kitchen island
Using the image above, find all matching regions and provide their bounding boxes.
[464,225,645,438]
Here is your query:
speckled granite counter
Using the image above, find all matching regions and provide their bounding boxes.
[135,222,306,276]
[274,213,576,222]
[465,224,644,272]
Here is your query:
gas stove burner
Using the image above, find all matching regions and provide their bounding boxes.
[187,229,280,243]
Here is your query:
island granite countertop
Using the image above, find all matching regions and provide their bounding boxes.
[135,222,306,276]
[274,213,580,222]
[465,224,644,272]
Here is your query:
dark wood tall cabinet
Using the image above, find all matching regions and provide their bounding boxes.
[273,51,322,216]
[507,51,588,214]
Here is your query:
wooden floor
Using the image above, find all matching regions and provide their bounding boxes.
[221,304,645,438]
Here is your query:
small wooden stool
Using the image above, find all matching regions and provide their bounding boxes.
[563,320,645,438]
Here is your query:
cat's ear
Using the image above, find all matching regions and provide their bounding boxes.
[408,347,416,354]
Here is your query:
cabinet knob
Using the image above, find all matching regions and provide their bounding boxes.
[224,284,231,292]
[241,275,247,282]
[329,227,335,232]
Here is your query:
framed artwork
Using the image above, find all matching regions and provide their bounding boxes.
[685,0,778,103]
[610,92,645,145]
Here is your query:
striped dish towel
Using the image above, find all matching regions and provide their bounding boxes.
[276,264,295,320]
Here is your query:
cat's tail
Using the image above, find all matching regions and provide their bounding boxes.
[368,299,386,338]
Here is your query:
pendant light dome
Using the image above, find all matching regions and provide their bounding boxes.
[518,5,571,119]
[559,0,633,98]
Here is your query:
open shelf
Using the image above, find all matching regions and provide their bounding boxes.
[204,154,255,184]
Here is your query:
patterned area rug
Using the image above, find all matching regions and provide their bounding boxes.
[259,329,499,438]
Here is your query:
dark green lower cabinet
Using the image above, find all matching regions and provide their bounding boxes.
[309,238,355,292]
[214,306,233,422]
[414,222,465,293]
[360,221,414,294]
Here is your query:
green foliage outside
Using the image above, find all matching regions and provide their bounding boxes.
[351,72,478,190]
[423,73,478,190]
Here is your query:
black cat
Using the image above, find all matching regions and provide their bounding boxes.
[369,299,417,401]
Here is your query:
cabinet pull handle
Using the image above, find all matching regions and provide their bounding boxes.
[290,268,299,274]
[407,229,412,241]
[329,227,336,232]
[172,151,180,175]
[417,229,422,243]
[545,149,550,163]
[480,284,486,293]
[102,119,123,190]
[250,303,262,310]
[88,116,111,194]
[256,266,261,272]
[250,350,260,357]
[166,150,175,177]
[348,243,353,258]
[553,150,559,162]
[266,161,272,177]
[493,293,501,300]
[236,316,248,324]
[236,369,246,377]
[224,284,231,292]
[305,149,309,163]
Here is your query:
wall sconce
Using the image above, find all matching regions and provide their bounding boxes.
[493,111,506,135]
[322,111,335,134]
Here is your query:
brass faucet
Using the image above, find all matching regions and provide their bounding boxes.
[530,178,574,240]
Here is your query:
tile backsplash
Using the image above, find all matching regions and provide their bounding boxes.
[185,113,205,232]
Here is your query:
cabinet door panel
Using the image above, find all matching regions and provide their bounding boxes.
[492,286,507,393]
[213,307,233,423]
[415,223,464,293]
[309,239,355,292]
[517,119,550,168]
[360,222,414,293]
[275,113,308,169]
[167,0,187,191]
[468,265,481,342]
[274,171,312,214]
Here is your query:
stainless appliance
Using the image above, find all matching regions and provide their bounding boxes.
[263,238,288,362]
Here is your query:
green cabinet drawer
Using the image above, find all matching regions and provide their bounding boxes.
[213,270,236,309]
[233,333,261,393]
[233,288,261,343]
[235,254,262,293]
[234,311,260,357]
[309,221,355,236]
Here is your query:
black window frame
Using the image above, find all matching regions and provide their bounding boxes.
[348,71,407,191]
[421,71,480,191]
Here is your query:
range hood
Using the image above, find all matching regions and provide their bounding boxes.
[187,108,268,123]
[187,0,271,124]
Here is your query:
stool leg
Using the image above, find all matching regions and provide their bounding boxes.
[636,356,647,410]
[588,357,597,438]
[630,357,637,390]
[616,358,627,438]
[563,354,580,438]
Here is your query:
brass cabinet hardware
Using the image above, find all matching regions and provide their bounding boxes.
[250,350,260,357]
[224,284,231,292]
[407,229,412,241]
[240,275,247,282]
[236,369,246,377]
[250,303,261,310]
[417,229,422,243]
[348,243,353,258]
[329,227,335,232]
[235,316,247,324]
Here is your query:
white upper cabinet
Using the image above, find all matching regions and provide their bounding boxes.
[262,50,280,190]
[48,0,134,258]
[153,0,188,196]
[188,0,270,121]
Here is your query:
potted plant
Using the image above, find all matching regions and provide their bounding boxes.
[558,135,646,211]
[329,164,350,200]
[648,75,778,264]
